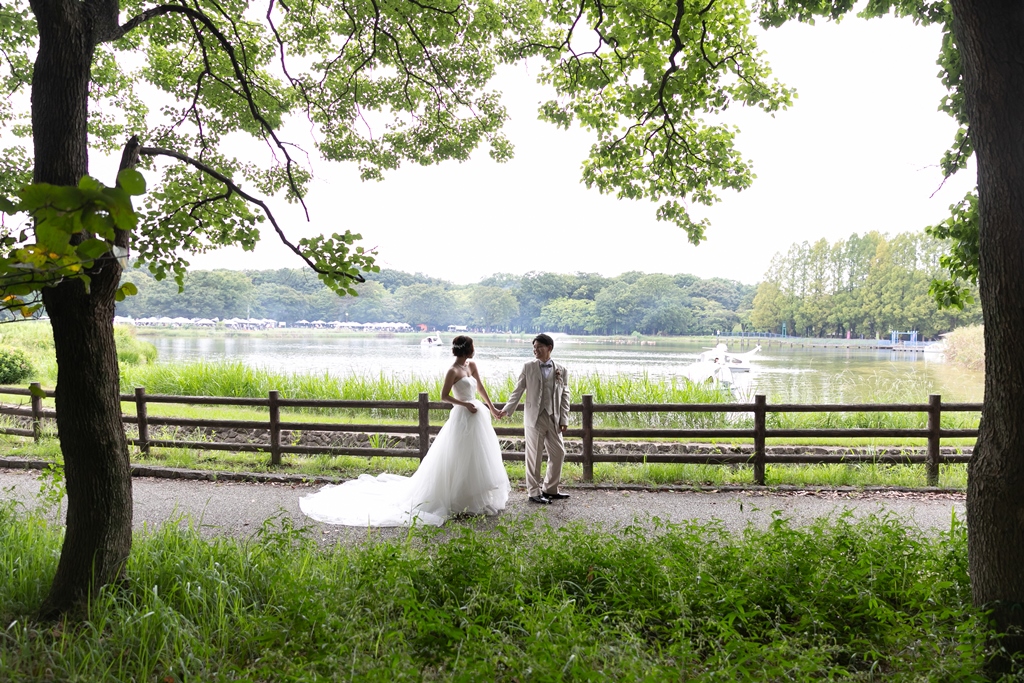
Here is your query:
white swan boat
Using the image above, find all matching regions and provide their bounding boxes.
[684,359,735,386]
[693,343,761,373]
[421,335,443,347]
[682,343,762,386]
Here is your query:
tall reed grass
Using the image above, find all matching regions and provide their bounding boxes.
[119,362,738,428]
[120,361,731,404]
[0,322,155,383]
[118,360,980,433]
[0,502,1007,681]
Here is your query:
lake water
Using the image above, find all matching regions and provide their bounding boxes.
[143,334,984,404]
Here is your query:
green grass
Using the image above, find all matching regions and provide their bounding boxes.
[588,460,969,489]
[0,432,969,489]
[117,362,737,426]
[0,501,1012,681]
[121,361,441,402]
[0,322,156,384]
[116,360,981,431]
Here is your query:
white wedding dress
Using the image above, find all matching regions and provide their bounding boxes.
[299,376,511,526]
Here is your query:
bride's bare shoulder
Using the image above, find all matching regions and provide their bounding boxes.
[447,363,472,380]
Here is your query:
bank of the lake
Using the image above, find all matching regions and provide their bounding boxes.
[135,330,983,404]
[2,322,983,405]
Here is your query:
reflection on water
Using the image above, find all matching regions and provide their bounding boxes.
[146,335,983,404]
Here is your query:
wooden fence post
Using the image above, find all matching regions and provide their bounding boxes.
[418,392,430,459]
[269,390,281,466]
[30,382,42,442]
[582,394,594,483]
[927,393,941,487]
[753,394,767,486]
[135,386,150,456]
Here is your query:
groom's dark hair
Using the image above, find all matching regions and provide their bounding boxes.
[533,333,554,349]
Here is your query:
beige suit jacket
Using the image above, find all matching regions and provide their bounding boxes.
[503,359,570,428]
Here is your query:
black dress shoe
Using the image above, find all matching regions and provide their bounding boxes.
[528,495,551,505]
[544,491,570,500]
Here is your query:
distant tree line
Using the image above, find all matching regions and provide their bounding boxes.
[750,232,982,339]
[118,231,975,337]
[115,268,756,335]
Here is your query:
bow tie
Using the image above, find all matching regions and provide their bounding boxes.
[540,362,552,368]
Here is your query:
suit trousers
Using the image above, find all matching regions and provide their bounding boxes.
[525,412,566,497]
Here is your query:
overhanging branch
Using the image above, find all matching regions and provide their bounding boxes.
[115,3,311,221]
[138,146,365,283]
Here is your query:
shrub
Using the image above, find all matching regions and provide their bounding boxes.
[0,347,34,384]
[944,325,984,372]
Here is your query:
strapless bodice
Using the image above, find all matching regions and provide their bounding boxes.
[453,376,477,402]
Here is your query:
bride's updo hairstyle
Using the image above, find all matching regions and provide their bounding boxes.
[451,335,474,358]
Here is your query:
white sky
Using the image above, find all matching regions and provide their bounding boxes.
[185,13,977,286]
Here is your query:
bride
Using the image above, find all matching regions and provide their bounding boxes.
[299,335,511,526]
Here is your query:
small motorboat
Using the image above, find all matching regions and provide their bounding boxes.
[421,335,443,347]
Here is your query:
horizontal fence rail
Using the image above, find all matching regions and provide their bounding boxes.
[0,384,981,486]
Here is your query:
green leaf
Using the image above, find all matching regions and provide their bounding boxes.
[116,169,146,196]
[35,223,73,255]
[82,210,116,241]
[78,175,103,192]
[108,204,138,232]
[47,185,85,211]
[114,281,138,302]
[76,238,111,260]
[28,383,46,399]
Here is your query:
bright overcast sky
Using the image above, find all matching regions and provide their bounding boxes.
[185,12,977,286]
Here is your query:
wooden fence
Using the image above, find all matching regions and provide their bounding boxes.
[0,383,980,486]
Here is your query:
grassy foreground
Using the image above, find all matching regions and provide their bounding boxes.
[0,501,1013,681]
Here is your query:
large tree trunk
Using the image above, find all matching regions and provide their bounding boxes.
[39,279,132,617]
[951,0,1024,664]
[31,0,134,618]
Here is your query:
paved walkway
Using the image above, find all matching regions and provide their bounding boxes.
[1,467,966,545]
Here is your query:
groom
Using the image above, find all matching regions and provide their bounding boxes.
[500,333,570,504]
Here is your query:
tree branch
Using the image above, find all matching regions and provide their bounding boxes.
[138,146,365,283]
[113,135,142,252]
[932,126,972,198]
[116,4,183,38]
[85,0,124,44]
[114,3,311,220]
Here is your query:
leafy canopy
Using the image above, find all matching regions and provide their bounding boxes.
[1,0,794,312]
